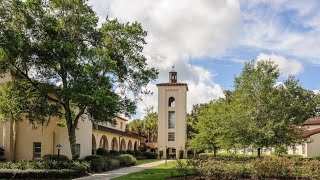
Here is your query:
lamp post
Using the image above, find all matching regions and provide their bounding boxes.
[165,145,167,166]
[56,144,62,168]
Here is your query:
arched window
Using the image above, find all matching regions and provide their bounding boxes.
[168,97,175,107]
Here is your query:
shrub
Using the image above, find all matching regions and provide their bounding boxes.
[134,150,143,157]
[96,148,109,157]
[108,159,120,170]
[89,156,106,172]
[187,150,194,158]
[118,154,137,167]
[0,168,86,179]
[179,150,184,159]
[119,150,128,154]
[142,152,158,159]
[126,150,135,156]
[252,157,296,178]
[109,150,120,156]
[43,154,70,162]
[274,146,288,156]
[83,155,103,162]
[136,156,145,160]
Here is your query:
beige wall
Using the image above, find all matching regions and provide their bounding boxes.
[157,85,187,159]
[0,115,92,161]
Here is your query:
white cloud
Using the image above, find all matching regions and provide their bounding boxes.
[240,0,320,64]
[256,53,304,77]
[88,0,240,118]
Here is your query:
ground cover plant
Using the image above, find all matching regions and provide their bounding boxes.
[173,154,320,179]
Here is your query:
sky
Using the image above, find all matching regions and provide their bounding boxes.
[88,0,320,119]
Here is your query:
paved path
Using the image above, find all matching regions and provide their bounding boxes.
[75,160,173,180]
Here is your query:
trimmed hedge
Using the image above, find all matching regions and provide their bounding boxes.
[83,155,120,173]
[109,150,120,156]
[43,154,70,162]
[142,152,158,159]
[0,168,86,179]
[96,148,109,157]
[118,154,137,167]
[0,161,89,179]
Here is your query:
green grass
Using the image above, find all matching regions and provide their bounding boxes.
[113,161,178,180]
[136,159,160,165]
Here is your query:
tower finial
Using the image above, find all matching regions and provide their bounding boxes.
[172,65,175,70]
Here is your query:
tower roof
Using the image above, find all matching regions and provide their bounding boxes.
[156,66,188,90]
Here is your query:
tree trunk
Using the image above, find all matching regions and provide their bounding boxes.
[64,100,78,160]
[213,147,217,156]
[257,147,261,157]
[68,127,77,160]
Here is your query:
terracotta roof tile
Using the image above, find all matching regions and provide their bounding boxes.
[303,117,320,125]
[303,128,320,138]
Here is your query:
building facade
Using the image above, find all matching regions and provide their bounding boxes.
[0,74,142,161]
[157,67,188,159]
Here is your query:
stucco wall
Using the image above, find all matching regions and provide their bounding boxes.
[157,85,187,159]
[306,133,320,157]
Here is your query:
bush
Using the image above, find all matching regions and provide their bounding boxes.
[109,150,120,156]
[118,154,137,167]
[126,150,135,156]
[96,148,109,157]
[89,156,106,172]
[43,154,70,162]
[83,155,103,162]
[119,150,128,154]
[142,152,158,159]
[136,156,145,160]
[108,159,120,170]
[134,150,143,157]
[0,168,86,179]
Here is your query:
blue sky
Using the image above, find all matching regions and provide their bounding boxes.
[89,0,320,118]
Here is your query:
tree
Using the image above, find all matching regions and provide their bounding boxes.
[143,111,158,142]
[127,119,144,136]
[188,100,226,155]
[220,60,317,156]
[187,103,208,140]
[0,0,157,159]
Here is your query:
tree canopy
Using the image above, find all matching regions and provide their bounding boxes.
[189,60,318,156]
[0,0,158,159]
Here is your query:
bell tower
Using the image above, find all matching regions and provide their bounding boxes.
[157,66,188,159]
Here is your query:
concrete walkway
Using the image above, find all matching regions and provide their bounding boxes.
[75,160,173,180]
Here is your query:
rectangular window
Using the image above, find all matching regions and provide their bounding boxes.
[168,111,175,129]
[120,122,123,129]
[33,142,41,158]
[168,132,175,141]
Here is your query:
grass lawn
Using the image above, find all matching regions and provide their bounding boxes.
[136,159,160,165]
[113,161,178,180]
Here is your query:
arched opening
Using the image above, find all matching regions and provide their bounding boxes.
[111,137,118,151]
[120,139,126,151]
[99,135,109,150]
[134,141,138,150]
[127,140,133,150]
[168,97,175,107]
[92,134,97,155]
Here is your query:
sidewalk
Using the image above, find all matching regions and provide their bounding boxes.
[75,160,173,180]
